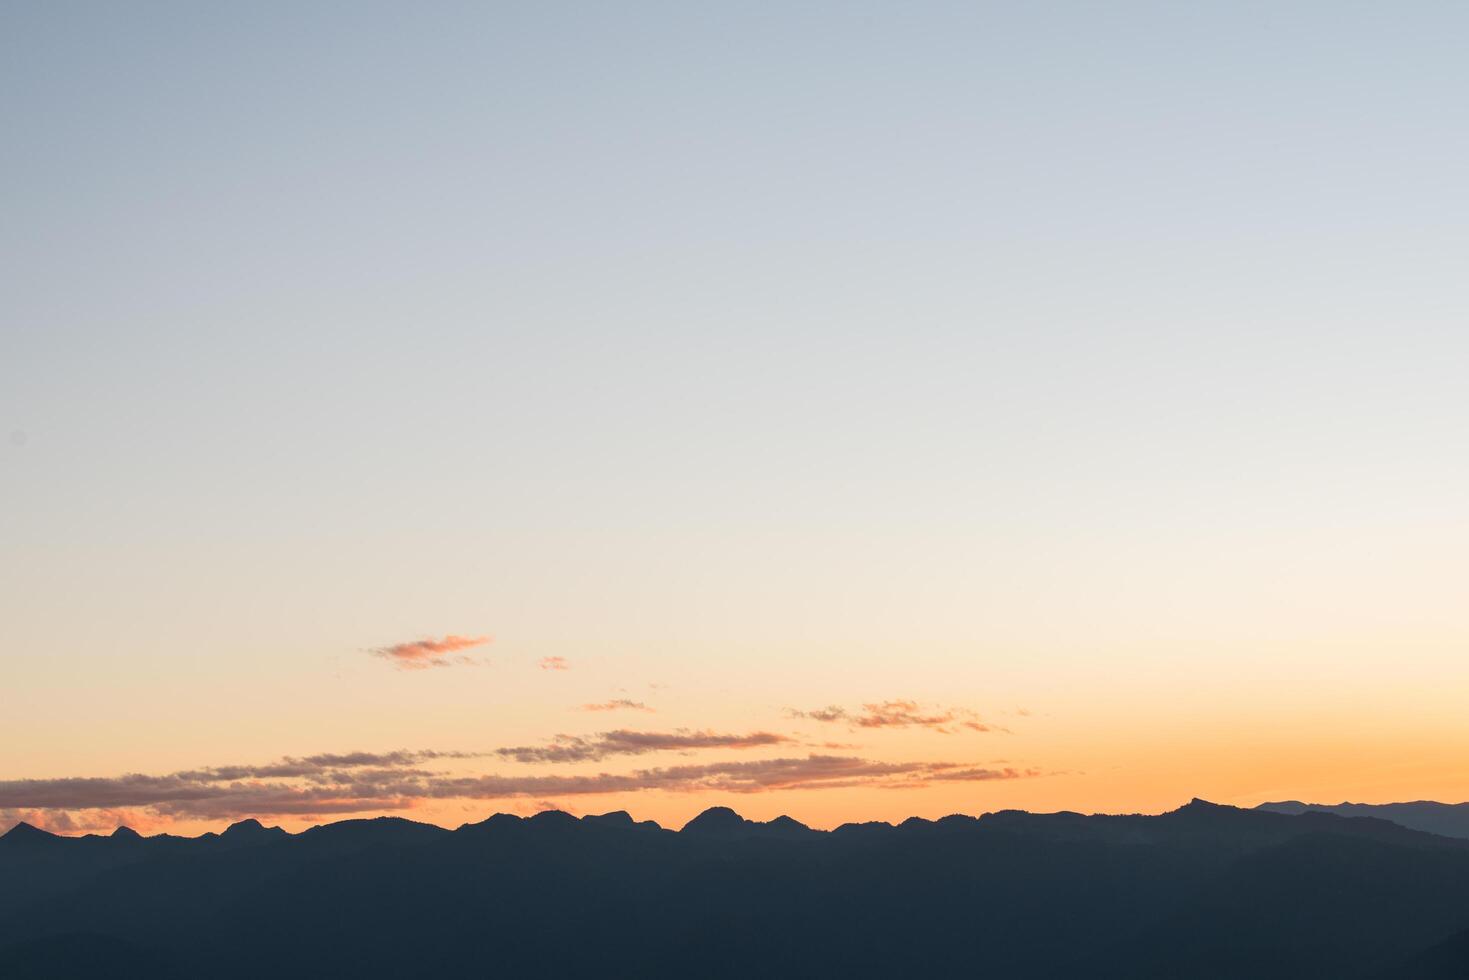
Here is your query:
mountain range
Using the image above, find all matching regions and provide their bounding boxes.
[4,800,1469,978]
[1255,800,1469,840]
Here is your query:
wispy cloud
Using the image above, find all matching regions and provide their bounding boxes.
[172,750,485,782]
[793,707,850,723]
[496,730,794,764]
[578,700,655,713]
[430,756,1039,798]
[371,634,491,670]
[789,700,1005,734]
[0,751,1041,827]
[539,656,569,671]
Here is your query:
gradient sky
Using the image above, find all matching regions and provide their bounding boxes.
[3,2,1467,835]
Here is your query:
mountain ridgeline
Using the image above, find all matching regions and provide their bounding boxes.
[1255,800,1469,841]
[4,800,1469,979]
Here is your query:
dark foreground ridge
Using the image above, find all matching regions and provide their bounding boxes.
[3,800,1468,979]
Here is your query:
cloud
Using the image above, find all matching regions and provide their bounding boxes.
[1,807,157,835]
[425,756,1040,799]
[793,707,850,723]
[0,751,485,824]
[539,657,569,671]
[371,634,492,670]
[578,700,655,713]
[496,730,794,764]
[172,750,483,782]
[0,750,1042,826]
[789,700,1006,734]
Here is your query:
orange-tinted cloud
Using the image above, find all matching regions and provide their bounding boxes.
[0,751,1042,826]
[429,756,1040,798]
[579,700,654,713]
[790,700,1005,734]
[496,729,794,764]
[371,634,491,670]
[173,750,484,781]
[0,807,159,836]
[539,656,569,671]
[794,707,850,723]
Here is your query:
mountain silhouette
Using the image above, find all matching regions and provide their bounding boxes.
[1257,800,1469,840]
[0,823,62,849]
[6,801,1469,978]
[680,805,817,839]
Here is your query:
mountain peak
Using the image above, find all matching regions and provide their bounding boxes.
[582,810,635,827]
[680,808,818,839]
[111,825,142,840]
[765,815,815,834]
[457,812,523,833]
[220,818,286,842]
[528,809,578,828]
[1,821,63,846]
[681,806,745,833]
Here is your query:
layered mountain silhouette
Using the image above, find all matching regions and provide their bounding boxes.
[4,800,1469,978]
[1257,800,1469,841]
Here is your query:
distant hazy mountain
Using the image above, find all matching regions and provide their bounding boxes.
[1257,800,1469,840]
[5,800,1469,979]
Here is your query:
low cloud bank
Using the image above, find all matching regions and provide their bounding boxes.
[0,749,1039,828]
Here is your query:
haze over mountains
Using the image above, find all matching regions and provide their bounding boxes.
[5,800,1469,979]
[1255,800,1469,841]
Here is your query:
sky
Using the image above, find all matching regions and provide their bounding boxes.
[2,1,1467,836]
